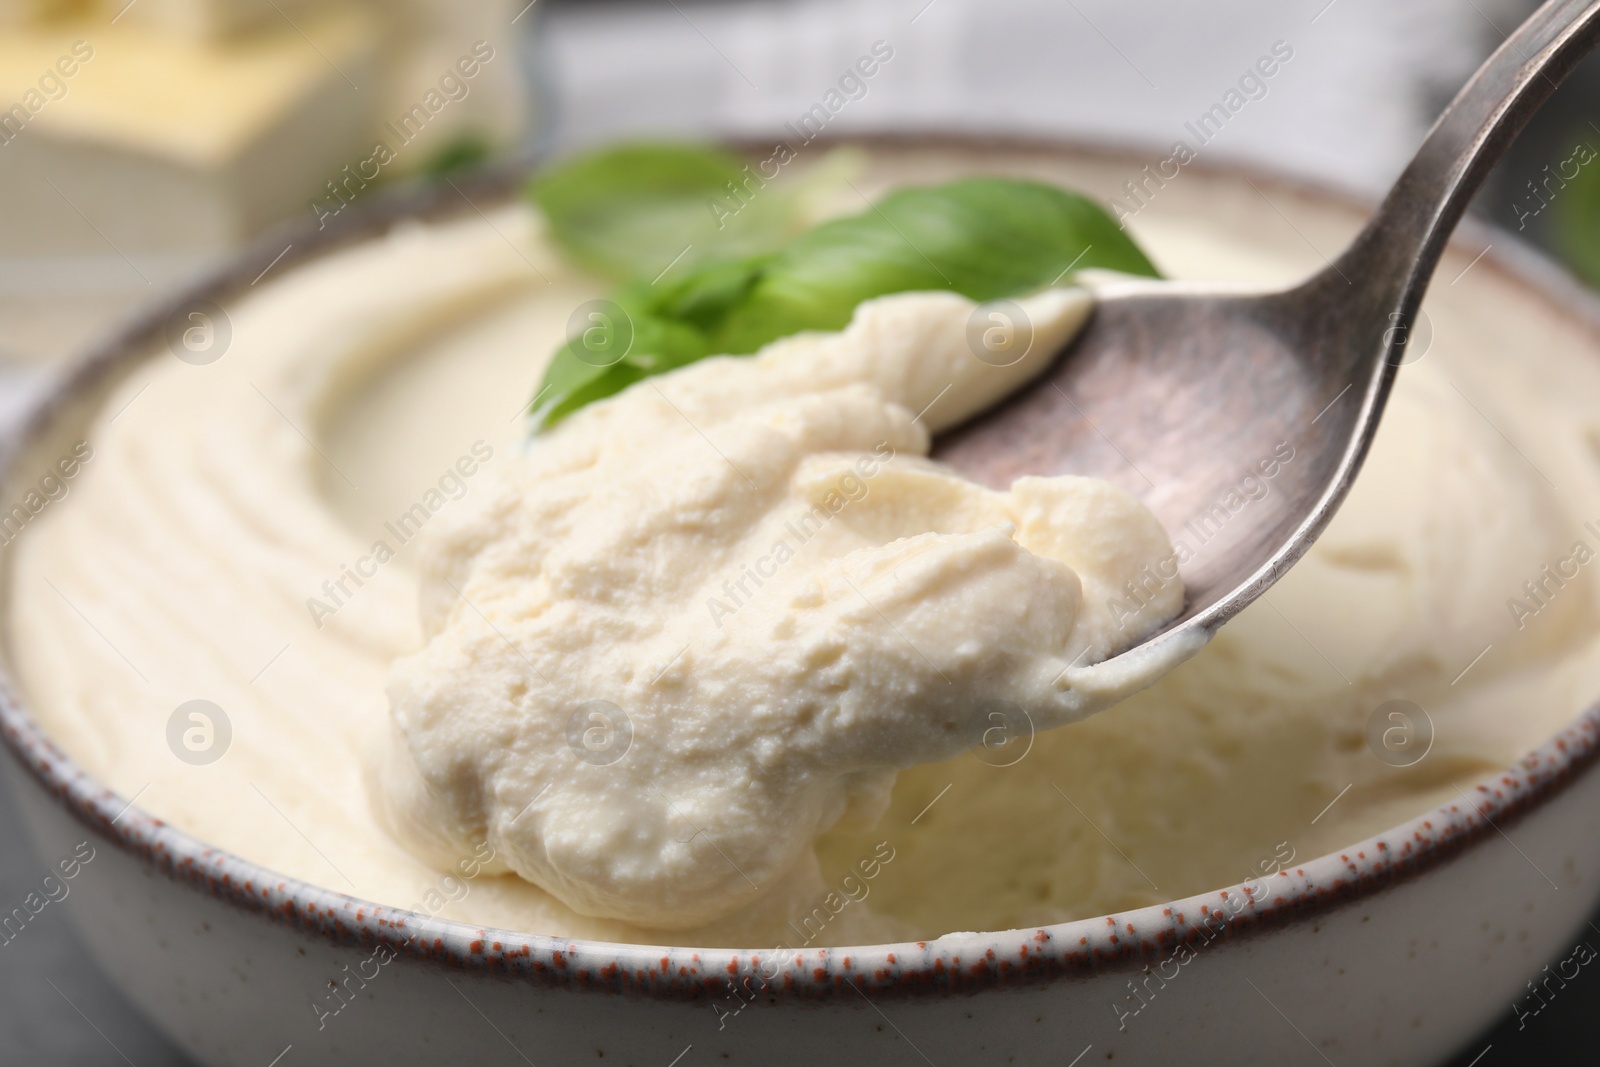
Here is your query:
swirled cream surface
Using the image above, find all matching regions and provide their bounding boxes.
[12,150,1600,948]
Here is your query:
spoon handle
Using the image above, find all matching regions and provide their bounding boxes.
[1330,0,1600,313]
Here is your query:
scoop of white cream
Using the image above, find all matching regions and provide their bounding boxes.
[375,287,1184,929]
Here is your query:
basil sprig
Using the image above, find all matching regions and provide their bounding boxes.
[526,143,1160,428]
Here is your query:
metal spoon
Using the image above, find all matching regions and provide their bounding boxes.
[935,0,1600,672]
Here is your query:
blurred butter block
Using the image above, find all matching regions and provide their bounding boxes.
[0,0,92,27]
[116,0,321,42]
[0,7,378,255]
[0,0,320,40]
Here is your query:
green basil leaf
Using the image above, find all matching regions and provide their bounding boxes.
[531,299,712,425]
[423,132,494,177]
[712,178,1158,353]
[1556,133,1600,289]
[529,155,1161,429]
[527,142,800,281]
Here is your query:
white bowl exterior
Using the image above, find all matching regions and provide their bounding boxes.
[7,733,1600,1067]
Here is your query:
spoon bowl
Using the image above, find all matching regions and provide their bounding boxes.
[938,0,1600,665]
[937,276,1378,650]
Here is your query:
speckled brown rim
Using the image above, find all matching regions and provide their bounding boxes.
[2,132,1599,1002]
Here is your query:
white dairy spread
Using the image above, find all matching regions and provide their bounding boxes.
[375,286,1182,929]
[11,151,1600,948]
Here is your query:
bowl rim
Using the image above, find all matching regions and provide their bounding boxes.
[3,130,1599,1003]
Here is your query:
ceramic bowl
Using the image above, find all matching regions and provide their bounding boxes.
[3,136,1599,1067]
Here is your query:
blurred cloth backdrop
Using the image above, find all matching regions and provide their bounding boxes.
[541,0,1516,188]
